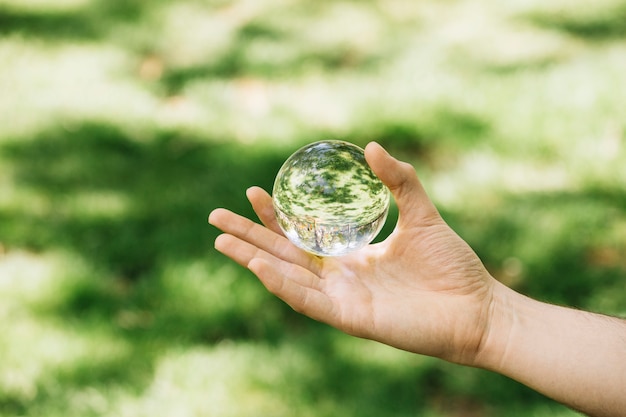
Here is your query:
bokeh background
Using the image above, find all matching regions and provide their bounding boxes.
[1,0,625,415]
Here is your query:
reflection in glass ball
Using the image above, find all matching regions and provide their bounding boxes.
[272,140,390,256]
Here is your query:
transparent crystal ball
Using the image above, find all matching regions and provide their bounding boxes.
[272,140,390,256]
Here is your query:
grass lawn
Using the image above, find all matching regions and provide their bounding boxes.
[1,0,625,415]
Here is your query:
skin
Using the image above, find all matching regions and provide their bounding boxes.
[208,142,626,417]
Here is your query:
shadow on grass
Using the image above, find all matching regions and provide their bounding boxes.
[0,121,295,348]
[1,122,281,275]
[0,121,287,413]
[0,0,158,40]
[444,189,626,308]
[525,3,626,41]
[354,107,491,162]
[0,7,98,40]
[0,119,577,416]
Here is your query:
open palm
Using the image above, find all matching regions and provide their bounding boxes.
[209,142,495,365]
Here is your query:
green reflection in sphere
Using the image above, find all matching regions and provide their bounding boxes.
[273,140,390,256]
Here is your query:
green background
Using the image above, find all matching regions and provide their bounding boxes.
[1,0,625,415]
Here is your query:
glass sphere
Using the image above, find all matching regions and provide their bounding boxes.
[272,140,390,256]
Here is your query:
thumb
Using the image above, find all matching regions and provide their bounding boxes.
[364,142,440,228]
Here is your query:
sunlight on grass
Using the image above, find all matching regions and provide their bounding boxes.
[331,333,428,371]
[0,251,131,403]
[61,191,133,220]
[0,250,58,303]
[0,315,130,401]
[113,343,316,417]
[0,39,157,140]
[153,2,243,69]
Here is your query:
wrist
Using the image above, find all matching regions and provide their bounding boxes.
[467,279,626,416]
[469,279,527,372]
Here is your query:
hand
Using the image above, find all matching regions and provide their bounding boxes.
[208,142,496,365]
[210,142,626,416]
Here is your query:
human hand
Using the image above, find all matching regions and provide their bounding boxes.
[208,142,496,365]
[210,142,626,416]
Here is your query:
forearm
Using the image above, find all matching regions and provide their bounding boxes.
[476,280,626,417]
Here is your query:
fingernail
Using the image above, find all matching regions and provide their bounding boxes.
[368,141,389,156]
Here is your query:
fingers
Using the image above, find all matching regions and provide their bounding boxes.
[208,208,322,275]
[213,232,267,269]
[210,199,334,324]
[248,258,336,324]
[246,186,283,235]
[214,233,323,291]
[364,142,440,228]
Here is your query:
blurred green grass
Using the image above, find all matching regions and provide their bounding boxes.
[0,0,625,416]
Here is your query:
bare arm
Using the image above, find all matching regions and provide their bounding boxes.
[208,142,626,417]
[479,283,626,416]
